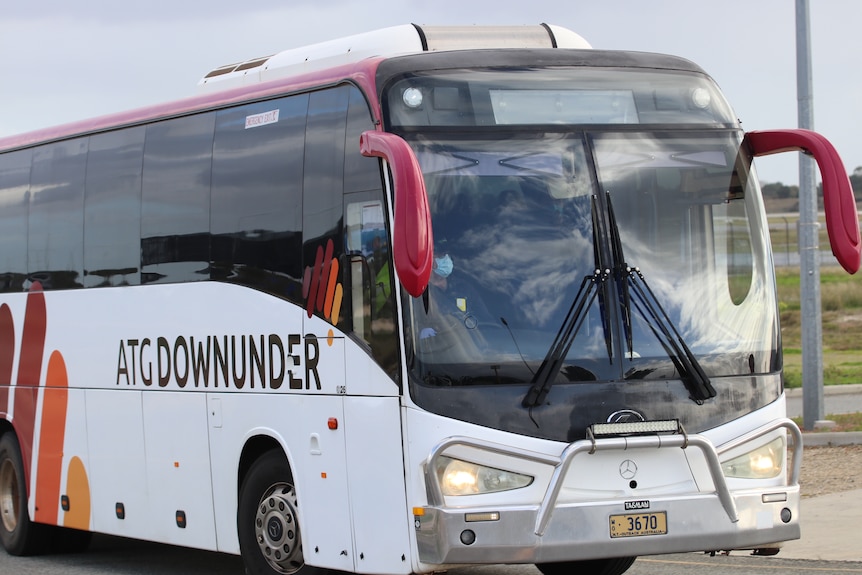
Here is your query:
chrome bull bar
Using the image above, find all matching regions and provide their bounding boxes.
[423,418,802,537]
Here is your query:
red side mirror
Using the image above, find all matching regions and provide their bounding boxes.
[745,129,861,274]
[360,130,433,296]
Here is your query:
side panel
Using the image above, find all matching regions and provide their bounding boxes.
[0,304,14,415]
[86,389,150,537]
[292,395,354,572]
[34,353,69,525]
[207,392,354,570]
[344,396,412,574]
[58,388,90,530]
[142,391,217,549]
[0,280,402,566]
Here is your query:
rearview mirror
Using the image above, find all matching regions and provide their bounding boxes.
[360,130,433,296]
[745,129,860,274]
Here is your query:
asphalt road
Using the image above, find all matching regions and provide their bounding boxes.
[785,384,862,418]
[1,536,860,575]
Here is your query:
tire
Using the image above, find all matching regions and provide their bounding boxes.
[238,450,324,575]
[0,432,48,556]
[537,556,637,575]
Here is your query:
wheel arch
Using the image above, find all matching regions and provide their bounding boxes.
[0,418,13,439]
[237,434,290,495]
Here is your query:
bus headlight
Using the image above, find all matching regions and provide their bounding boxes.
[436,456,533,496]
[721,437,784,479]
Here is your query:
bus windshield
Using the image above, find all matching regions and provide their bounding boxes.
[404,130,777,388]
[387,69,778,391]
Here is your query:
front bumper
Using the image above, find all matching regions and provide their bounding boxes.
[416,419,802,565]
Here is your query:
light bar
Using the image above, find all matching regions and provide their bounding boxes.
[591,419,679,437]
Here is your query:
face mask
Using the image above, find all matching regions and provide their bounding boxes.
[433,254,453,278]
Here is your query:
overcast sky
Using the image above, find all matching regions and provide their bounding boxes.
[2,0,860,185]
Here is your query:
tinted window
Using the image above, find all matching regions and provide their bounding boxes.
[29,139,87,290]
[0,150,31,292]
[142,113,215,284]
[211,95,307,303]
[84,127,145,287]
[302,87,349,327]
[341,88,399,381]
[344,88,382,194]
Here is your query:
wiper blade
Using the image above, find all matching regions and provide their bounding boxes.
[605,192,715,403]
[592,195,614,363]
[607,193,633,354]
[629,268,716,403]
[625,266,715,402]
[522,270,606,407]
[522,196,611,408]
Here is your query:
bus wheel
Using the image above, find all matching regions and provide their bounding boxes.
[0,432,46,556]
[239,450,316,575]
[537,556,637,575]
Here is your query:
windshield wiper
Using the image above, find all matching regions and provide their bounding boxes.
[606,192,716,403]
[523,196,611,408]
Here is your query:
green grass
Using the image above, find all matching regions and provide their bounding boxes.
[791,412,862,432]
[776,266,862,388]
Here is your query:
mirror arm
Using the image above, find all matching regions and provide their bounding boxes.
[745,129,860,274]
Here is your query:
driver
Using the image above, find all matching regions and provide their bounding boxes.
[410,245,497,367]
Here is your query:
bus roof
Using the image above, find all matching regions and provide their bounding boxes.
[197,24,591,93]
[0,24,591,153]
[0,58,384,154]
[0,27,711,154]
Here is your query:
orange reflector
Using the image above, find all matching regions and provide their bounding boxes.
[328,418,338,430]
[174,461,180,468]
[413,507,426,516]
[321,472,327,479]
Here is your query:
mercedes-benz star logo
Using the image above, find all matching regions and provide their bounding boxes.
[607,409,646,424]
[619,459,638,480]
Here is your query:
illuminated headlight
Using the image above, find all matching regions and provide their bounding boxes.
[436,456,533,496]
[721,437,785,479]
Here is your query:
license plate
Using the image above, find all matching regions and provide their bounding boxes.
[609,511,668,538]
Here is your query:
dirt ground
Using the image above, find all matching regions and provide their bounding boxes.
[797,444,862,498]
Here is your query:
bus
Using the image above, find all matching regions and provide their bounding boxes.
[0,23,859,575]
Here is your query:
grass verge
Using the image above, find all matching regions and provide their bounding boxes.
[777,267,862,388]
[791,412,862,432]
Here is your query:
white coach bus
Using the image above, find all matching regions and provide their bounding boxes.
[0,24,859,575]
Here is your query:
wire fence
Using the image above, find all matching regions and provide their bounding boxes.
[767,214,860,268]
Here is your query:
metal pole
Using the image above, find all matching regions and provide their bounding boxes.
[796,0,824,430]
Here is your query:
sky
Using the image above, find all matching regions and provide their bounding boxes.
[2,0,860,185]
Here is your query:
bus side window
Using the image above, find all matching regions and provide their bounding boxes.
[345,199,390,324]
[84,127,145,288]
[29,139,88,290]
[343,87,400,382]
[0,149,31,293]
[714,199,754,305]
[302,86,349,328]
[212,94,307,305]
[141,113,215,285]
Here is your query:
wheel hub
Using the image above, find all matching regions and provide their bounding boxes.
[0,459,19,533]
[255,483,302,574]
